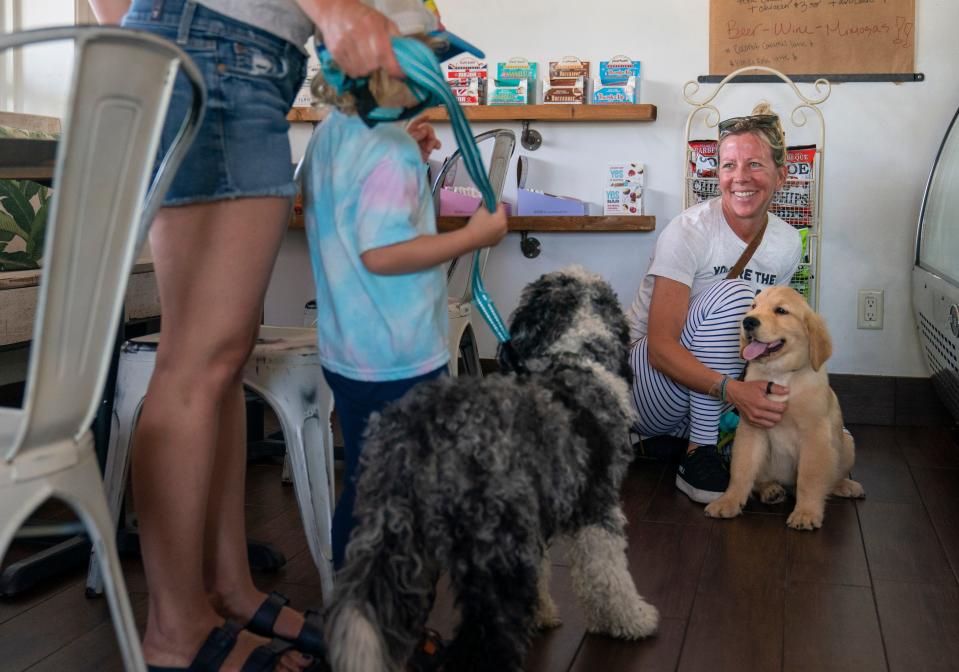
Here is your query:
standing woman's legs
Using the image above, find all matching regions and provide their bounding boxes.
[132,198,306,669]
[118,0,312,664]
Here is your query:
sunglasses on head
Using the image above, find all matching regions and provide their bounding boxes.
[718,113,779,136]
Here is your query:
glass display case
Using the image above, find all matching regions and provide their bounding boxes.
[912,105,959,420]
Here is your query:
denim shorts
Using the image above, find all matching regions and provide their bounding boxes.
[123,0,307,205]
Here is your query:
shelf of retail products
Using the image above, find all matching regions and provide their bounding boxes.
[288,103,657,124]
[436,215,655,233]
[290,213,655,232]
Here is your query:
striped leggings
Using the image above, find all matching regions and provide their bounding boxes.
[630,279,754,446]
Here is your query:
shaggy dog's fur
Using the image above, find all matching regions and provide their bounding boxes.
[324,267,659,672]
[704,286,865,530]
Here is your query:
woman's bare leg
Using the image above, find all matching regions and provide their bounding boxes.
[133,197,307,670]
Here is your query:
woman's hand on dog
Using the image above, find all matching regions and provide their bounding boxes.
[727,379,788,428]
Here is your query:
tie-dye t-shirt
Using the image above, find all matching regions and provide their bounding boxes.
[301,109,449,381]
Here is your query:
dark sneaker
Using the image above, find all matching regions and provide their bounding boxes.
[633,434,688,463]
[675,445,729,504]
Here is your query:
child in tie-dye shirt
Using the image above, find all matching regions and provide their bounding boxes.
[301,72,508,568]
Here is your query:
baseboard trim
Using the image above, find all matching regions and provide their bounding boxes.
[829,374,953,427]
[477,359,952,428]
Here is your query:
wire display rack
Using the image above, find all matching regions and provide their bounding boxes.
[682,66,830,309]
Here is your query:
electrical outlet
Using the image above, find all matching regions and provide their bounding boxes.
[857,289,884,329]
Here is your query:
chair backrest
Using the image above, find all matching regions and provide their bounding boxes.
[0,26,205,460]
[431,128,515,300]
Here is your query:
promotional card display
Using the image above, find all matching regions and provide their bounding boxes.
[437,160,510,216]
[516,155,588,215]
[440,186,512,215]
[445,55,488,105]
[604,162,645,215]
[591,56,641,104]
[544,57,589,104]
[292,49,322,108]
[494,58,537,104]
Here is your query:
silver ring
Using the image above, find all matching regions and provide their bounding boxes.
[766,381,774,395]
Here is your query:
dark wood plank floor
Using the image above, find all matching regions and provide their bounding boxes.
[3,423,959,672]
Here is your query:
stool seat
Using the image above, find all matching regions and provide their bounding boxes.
[86,325,336,598]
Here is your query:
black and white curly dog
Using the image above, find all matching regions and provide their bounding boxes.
[325,266,658,672]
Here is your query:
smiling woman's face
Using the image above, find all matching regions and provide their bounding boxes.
[718,131,787,230]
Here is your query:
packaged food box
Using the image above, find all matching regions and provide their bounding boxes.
[447,77,481,106]
[446,55,487,104]
[604,162,645,215]
[591,56,640,104]
[544,56,589,104]
[487,78,528,105]
[496,58,537,104]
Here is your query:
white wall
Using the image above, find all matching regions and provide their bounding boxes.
[271,0,959,377]
[5,2,955,376]
[12,0,948,377]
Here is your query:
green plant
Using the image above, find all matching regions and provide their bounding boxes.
[0,179,51,272]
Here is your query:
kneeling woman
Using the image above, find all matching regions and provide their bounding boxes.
[627,104,802,504]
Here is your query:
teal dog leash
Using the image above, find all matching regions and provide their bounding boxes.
[318,37,512,349]
[389,38,510,345]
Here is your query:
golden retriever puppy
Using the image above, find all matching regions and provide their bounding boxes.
[704,286,864,530]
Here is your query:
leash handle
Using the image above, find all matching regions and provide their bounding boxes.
[391,37,510,344]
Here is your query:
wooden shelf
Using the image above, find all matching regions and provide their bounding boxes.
[290,213,654,232]
[288,103,657,124]
[425,103,657,123]
[288,107,329,123]
[437,215,655,233]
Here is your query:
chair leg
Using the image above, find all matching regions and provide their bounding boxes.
[86,364,145,596]
[245,365,336,599]
[288,415,335,598]
[60,447,146,672]
[448,309,471,378]
[459,323,483,377]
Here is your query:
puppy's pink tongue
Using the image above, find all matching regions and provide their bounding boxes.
[743,340,769,361]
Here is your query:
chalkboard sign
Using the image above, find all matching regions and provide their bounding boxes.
[710,0,915,76]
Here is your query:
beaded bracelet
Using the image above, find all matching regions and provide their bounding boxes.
[718,375,730,403]
[708,374,730,402]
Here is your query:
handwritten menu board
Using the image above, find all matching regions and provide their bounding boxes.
[709,0,915,75]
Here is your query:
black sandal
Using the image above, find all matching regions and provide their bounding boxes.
[246,591,326,658]
[147,619,311,671]
[406,628,447,672]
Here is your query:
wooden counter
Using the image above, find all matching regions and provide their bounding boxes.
[0,262,159,347]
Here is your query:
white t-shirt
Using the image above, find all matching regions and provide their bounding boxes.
[626,198,802,341]
[195,0,313,49]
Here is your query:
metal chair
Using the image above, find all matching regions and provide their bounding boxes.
[431,129,515,376]
[89,170,340,603]
[85,326,337,600]
[0,26,204,672]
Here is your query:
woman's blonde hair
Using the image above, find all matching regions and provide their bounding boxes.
[309,34,441,114]
[718,101,788,167]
